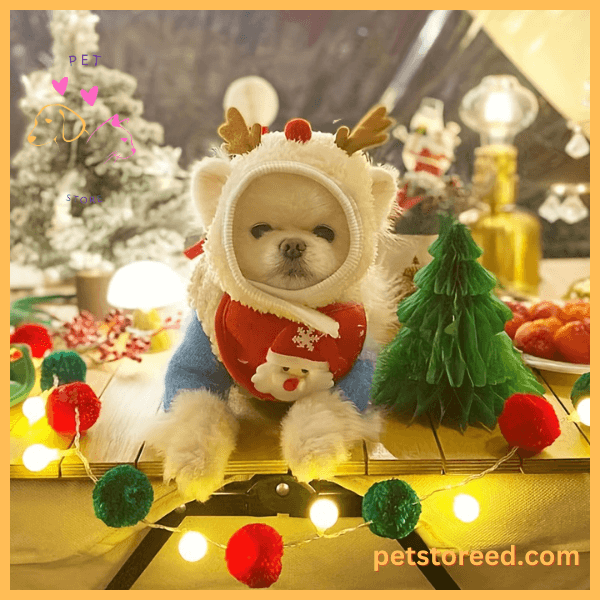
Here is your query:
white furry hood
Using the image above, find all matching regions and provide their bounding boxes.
[189,119,399,338]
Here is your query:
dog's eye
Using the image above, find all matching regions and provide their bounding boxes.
[313,225,335,243]
[251,223,273,239]
[301,369,308,374]
[282,367,289,372]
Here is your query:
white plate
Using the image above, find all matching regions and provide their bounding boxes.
[521,353,590,374]
[503,297,590,374]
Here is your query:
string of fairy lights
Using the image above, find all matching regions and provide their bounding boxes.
[16,350,589,588]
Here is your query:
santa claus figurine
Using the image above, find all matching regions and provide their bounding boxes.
[393,97,461,210]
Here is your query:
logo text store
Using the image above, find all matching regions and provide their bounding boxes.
[67,195,102,204]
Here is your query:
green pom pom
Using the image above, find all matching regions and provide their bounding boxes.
[362,480,421,539]
[571,372,590,403]
[41,351,87,391]
[93,465,154,528]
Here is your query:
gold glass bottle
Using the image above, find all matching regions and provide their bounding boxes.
[470,144,541,297]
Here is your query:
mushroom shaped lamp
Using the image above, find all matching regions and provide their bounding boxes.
[107,261,186,352]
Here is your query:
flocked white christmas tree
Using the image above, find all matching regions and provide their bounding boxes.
[10,10,195,280]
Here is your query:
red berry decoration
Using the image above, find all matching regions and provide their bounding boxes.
[284,118,312,143]
[225,524,284,588]
[498,393,561,454]
[47,381,101,435]
[10,323,53,358]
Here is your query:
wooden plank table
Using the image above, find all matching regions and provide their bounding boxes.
[10,336,589,483]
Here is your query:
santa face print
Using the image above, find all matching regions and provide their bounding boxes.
[232,173,351,291]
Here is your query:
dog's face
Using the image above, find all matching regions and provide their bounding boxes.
[232,173,350,290]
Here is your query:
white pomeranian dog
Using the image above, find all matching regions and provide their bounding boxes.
[233,173,350,290]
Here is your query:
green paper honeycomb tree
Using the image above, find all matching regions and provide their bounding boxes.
[372,215,545,429]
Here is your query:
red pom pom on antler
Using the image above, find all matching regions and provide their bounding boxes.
[284,119,312,143]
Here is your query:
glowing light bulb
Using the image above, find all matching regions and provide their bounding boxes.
[483,92,514,124]
[22,444,60,472]
[22,395,46,426]
[309,498,339,531]
[453,494,480,523]
[178,531,208,562]
[576,397,590,426]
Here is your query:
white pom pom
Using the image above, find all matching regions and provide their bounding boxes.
[223,76,279,127]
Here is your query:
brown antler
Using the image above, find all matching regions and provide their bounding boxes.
[335,105,395,156]
[218,107,262,155]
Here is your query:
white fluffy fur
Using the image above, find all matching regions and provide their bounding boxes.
[145,390,239,501]
[280,389,382,482]
[233,173,350,290]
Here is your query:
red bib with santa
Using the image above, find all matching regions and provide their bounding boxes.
[214,293,367,401]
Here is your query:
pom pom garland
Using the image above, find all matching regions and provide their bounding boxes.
[40,351,87,391]
[225,524,284,588]
[498,393,561,454]
[92,465,154,527]
[362,479,421,539]
[46,381,101,435]
[10,323,53,358]
[284,118,312,143]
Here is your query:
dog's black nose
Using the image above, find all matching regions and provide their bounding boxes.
[280,238,306,259]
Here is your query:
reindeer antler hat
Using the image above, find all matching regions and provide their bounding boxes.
[190,105,399,338]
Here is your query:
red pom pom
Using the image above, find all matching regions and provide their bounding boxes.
[498,393,561,454]
[225,524,283,588]
[284,119,312,143]
[47,381,101,435]
[10,323,53,358]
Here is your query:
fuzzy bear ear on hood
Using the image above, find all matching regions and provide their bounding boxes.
[191,157,232,228]
[370,165,398,228]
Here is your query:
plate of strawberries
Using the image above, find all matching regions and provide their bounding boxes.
[503,299,590,373]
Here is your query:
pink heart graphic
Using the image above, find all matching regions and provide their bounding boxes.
[52,77,68,95]
[80,86,98,107]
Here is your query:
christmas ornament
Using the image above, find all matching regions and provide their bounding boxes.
[498,393,561,454]
[372,214,545,429]
[10,323,53,358]
[60,311,100,348]
[10,344,36,407]
[46,381,101,435]
[92,465,154,528]
[362,479,421,539]
[40,350,87,391]
[225,524,284,588]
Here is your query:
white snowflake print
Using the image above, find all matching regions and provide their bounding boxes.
[292,327,322,351]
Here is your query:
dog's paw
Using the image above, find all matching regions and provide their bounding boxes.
[281,390,381,482]
[145,389,239,502]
